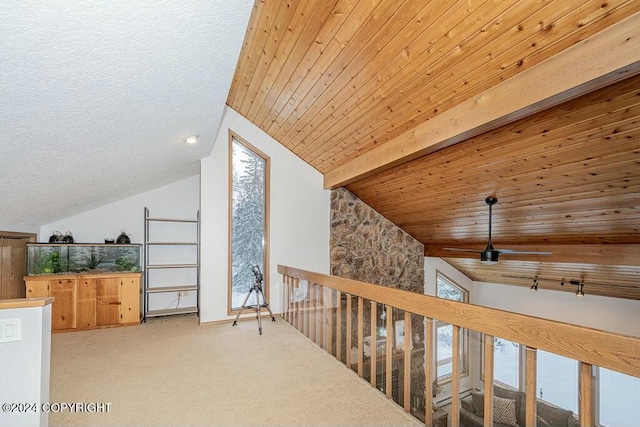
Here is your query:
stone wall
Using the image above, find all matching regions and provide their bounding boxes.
[331,188,427,412]
[330,188,424,293]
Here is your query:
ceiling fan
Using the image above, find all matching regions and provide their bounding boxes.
[444,196,551,264]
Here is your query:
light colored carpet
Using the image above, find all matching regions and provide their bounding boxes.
[50,315,421,427]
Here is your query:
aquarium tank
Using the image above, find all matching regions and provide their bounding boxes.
[27,244,141,276]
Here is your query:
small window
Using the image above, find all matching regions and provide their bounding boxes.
[435,272,468,380]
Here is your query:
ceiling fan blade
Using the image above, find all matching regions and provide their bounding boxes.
[496,249,552,255]
[443,248,484,253]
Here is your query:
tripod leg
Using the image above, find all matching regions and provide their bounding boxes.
[257,300,263,335]
[232,287,254,326]
[257,287,276,322]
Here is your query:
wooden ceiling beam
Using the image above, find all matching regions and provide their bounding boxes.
[425,244,640,266]
[323,11,640,189]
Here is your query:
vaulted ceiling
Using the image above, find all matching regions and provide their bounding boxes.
[229,0,640,300]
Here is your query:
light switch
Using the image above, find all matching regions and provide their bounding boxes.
[0,319,21,343]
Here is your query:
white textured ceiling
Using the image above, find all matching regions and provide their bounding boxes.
[0,0,253,226]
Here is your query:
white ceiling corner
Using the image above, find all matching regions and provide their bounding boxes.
[0,0,254,226]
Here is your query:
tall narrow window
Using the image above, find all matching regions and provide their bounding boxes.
[435,272,468,381]
[228,132,269,313]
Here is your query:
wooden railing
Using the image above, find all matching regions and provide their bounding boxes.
[279,265,640,427]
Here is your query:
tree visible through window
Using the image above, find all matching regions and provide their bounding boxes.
[435,272,468,380]
[229,133,269,311]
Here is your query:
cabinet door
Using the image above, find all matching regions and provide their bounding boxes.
[119,276,140,324]
[76,279,96,328]
[96,277,120,325]
[26,280,49,298]
[49,279,76,330]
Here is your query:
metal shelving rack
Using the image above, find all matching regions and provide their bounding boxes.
[143,207,200,321]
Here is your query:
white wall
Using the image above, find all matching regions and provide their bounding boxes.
[0,304,52,427]
[473,280,640,338]
[200,106,330,323]
[40,176,200,309]
[40,175,200,244]
[0,221,39,235]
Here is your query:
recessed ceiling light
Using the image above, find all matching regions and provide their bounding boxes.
[183,135,199,144]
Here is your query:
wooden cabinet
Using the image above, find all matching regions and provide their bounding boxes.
[24,273,140,332]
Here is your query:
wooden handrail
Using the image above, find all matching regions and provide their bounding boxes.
[278,265,640,378]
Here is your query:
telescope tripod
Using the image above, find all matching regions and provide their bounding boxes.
[232,281,275,335]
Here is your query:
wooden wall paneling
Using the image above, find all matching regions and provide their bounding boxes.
[76,278,96,328]
[229,0,281,110]
[525,347,537,427]
[227,0,265,108]
[244,0,324,120]
[254,0,353,129]
[239,0,304,116]
[324,11,640,188]
[305,0,549,164]
[290,0,454,156]
[269,0,411,141]
[314,0,640,167]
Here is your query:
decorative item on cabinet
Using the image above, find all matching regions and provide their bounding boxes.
[116,229,131,244]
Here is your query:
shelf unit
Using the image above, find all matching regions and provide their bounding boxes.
[143,207,200,321]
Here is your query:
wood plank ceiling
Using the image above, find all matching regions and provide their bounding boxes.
[228,0,640,300]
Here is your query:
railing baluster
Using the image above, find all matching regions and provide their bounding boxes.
[346,293,352,367]
[484,335,494,427]
[579,362,594,427]
[370,301,377,388]
[317,284,324,348]
[451,324,460,427]
[287,275,292,324]
[525,347,537,427]
[358,296,364,378]
[295,278,301,331]
[304,283,309,338]
[336,291,342,361]
[311,283,317,343]
[424,317,433,425]
[385,306,393,399]
[404,311,412,413]
[325,287,332,353]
